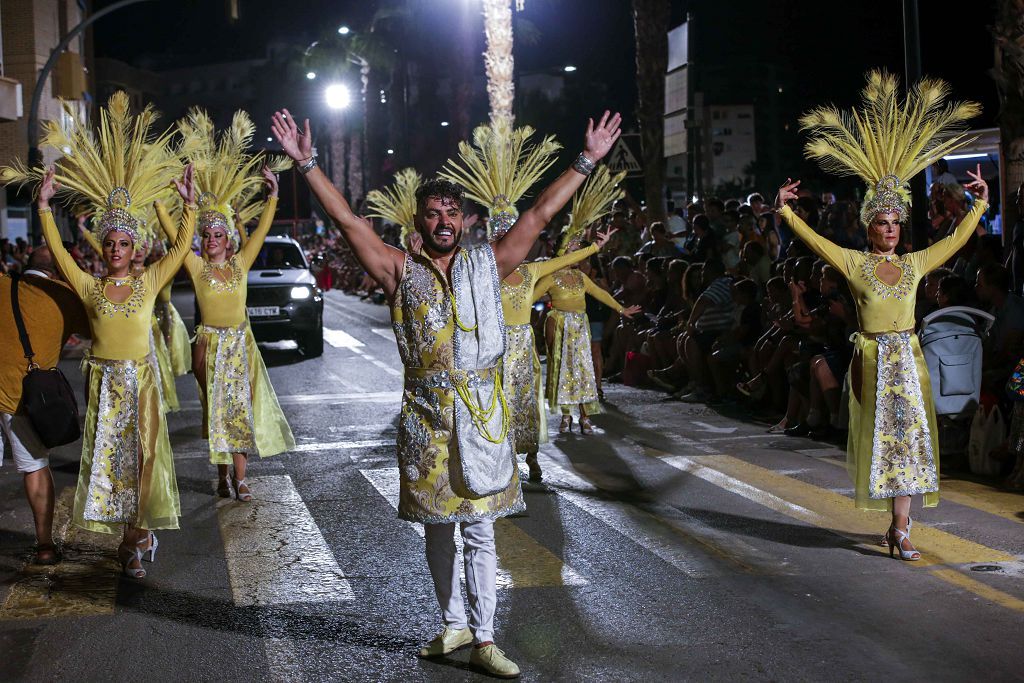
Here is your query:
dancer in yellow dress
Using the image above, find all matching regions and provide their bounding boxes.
[534,167,640,435]
[160,109,294,502]
[1,91,195,579]
[777,71,987,560]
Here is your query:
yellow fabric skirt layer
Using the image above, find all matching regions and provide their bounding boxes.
[196,323,295,465]
[155,300,191,377]
[545,309,602,416]
[396,378,525,524]
[149,317,179,412]
[73,356,181,534]
[503,323,548,454]
[847,331,940,512]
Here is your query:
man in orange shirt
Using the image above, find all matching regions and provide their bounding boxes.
[0,247,88,564]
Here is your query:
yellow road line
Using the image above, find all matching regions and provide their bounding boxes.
[816,453,1024,526]
[360,467,586,588]
[929,569,1024,612]
[217,475,354,606]
[0,487,119,620]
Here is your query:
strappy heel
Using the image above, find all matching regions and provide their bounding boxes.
[559,415,573,433]
[879,517,911,547]
[120,540,147,579]
[887,522,921,561]
[141,532,159,563]
[579,416,594,435]
[216,476,233,498]
[232,476,253,502]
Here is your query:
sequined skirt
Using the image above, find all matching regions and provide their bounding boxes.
[149,317,179,413]
[396,367,524,524]
[503,324,547,454]
[847,331,939,511]
[72,355,180,534]
[196,323,295,465]
[155,300,191,377]
[545,309,601,415]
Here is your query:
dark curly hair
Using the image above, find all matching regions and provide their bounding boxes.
[415,179,465,212]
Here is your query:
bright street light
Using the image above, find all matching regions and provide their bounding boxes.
[306,71,316,80]
[338,25,350,35]
[563,65,577,72]
[266,137,273,142]
[440,121,449,127]
[325,83,352,110]
[387,149,394,155]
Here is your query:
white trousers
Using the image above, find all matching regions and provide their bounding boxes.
[423,520,497,644]
[0,413,49,474]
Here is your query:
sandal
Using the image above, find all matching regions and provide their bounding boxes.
[216,476,233,498]
[579,416,594,435]
[33,543,60,566]
[559,415,573,434]
[232,476,253,503]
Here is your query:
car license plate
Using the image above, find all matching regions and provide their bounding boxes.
[247,306,279,317]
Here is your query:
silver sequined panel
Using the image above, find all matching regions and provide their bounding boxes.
[84,359,141,523]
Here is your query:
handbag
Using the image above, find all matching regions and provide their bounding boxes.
[10,275,81,448]
[1007,357,1024,401]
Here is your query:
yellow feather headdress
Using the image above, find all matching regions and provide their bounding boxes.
[177,108,291,244]
[799,70,980,226]
[556,166,625,256]
[438,121,561,238]
[0,91,182,243]
[366,168,422,248]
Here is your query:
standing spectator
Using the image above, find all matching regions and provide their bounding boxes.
[976,264,1024,392]
[0,248,89,565]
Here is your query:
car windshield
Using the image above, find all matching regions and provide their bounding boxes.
[252,243,307,270]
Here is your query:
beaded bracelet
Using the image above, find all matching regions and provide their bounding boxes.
[572,152,596,176]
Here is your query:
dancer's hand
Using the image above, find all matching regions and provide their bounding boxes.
[172,163,196,205]
[621,304,642,318]
[37,167,59,209]
[407,231,423,254]
[583,111,622,163]
[271,110,313,164]
[594,226,618,249]
[964,163,988,203]
[775,178,801,210]
[262,164,279,198]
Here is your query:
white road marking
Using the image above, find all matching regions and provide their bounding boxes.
[175,391,403,411]
[323,327,365,349]
[372,327,395,341]
[217,474,354,606]
[177,438,395,460]
[690,421,737,434]
[354,349,403,377]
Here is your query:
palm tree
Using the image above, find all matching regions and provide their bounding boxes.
[992,0,1024,230]
[632,0,669,222]
[482,0,516,127]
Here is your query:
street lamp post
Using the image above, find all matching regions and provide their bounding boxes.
[25,0,159,243]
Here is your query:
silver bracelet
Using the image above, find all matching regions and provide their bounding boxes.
[572,152,596,176]
[299,156,318,175]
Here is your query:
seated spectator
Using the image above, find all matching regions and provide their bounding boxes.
[707,278,763,400]
[740,241,771,291]
[638,222,682,258]
[676,259,735,403]
[976,263,1024,393]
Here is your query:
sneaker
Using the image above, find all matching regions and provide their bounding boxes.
[675,390,709,403]
[418,626,473,658]
[470,643,521,678]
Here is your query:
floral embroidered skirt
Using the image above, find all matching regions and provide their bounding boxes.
[847,331,940,511]
[545,310,601,416]
[72,355,181,534]
[503,324,548,454]
[397,371,524,524]
[195,323,295,465]
[149,317,179,413]
[155,300,191,377]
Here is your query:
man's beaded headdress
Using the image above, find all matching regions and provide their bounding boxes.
[798,70,980,226]
[556,166,625,256]
[439,121,561,239]
[366,168,422,249]
[0,91,183,243]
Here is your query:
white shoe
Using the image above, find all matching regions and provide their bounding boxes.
[418,626,473,658]
[470,643,521,678]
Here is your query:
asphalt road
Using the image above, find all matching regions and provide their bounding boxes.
[0,286,1022,682]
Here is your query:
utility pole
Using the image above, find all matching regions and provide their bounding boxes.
[903,0,928,250]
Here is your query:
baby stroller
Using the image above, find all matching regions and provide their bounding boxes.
[918,306,995,468]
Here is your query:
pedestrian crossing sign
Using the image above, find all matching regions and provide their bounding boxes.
[606,135,642,176]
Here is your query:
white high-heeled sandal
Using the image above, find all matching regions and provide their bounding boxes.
[887,522,921,561]
[141,532,159,563]
[121,541,147,579]
[232,476,253,502]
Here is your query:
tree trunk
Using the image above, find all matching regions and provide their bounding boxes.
[993,0,1024,238]
[482,0,515,127]
[633,0,670,222]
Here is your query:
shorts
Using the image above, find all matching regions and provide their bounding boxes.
[589,321,604,342]
[0,413,50,474]
[693,330,723,354]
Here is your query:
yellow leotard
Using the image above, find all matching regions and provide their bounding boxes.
[40,204,195,360]
[156,197,277,327]
[500,244,598,325]
[534,267,624,314]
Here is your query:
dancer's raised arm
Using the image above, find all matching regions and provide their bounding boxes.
[774,178,849,275]
[151,165,197,289]
[272,109,403,296]
[36,167,91,298]
[493,112,621,279]
[240,166,280,269]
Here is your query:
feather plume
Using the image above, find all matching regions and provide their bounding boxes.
[438,120,561,237]
[557,166,625,255]
[1,92,181,227]
[366,168,422,245]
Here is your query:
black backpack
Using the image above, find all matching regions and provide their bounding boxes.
[10,275,81,448]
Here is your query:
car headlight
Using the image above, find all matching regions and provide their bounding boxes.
[290,286,311,300]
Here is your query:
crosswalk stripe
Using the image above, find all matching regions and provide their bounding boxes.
[0,488,119,620]
[322,327,365,349]
[359,467,587,588]
[176,438,396,460]
[217,475,354,606]
[175,391,404,411]
[372,327,395,341]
